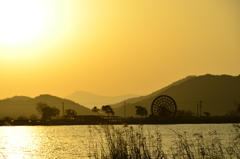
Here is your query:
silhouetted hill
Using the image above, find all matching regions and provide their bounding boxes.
[114,74,240,117]
[111,75,196,108]
[6,96,32,101]
[65,91,140,109]
[0,94,94,119]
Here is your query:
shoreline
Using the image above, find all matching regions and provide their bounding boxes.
[1,116,240,126]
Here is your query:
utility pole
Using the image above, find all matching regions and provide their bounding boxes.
[197,102,199,117]
[199,101,202,117]
[124,101,126,117]
[62,101,65,117]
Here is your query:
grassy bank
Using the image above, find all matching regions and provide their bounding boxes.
[88,124,240,159]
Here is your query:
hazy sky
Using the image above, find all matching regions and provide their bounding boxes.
[0,0,239,99]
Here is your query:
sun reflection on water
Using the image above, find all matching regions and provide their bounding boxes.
[0,124,233,158]
[0,126,40,159]
[0,126,97,159]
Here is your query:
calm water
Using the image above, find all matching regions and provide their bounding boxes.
[0,124,236,158]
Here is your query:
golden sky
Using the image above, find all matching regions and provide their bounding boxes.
[0,0,240,99]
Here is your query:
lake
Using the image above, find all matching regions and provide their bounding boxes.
[0,124,237,158]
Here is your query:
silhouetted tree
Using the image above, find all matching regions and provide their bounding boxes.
[36,102,60,120]
[135,106,148,117]
[65,109,77,119]
[52,107,60,119]
[36,102,49,115]
[102,105,115,118]
[92,106,100,116]
[41,106,54,120]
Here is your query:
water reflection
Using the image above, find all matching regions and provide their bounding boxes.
[0,126,93,158]
[0,126,40,159]
[0,124,234,158]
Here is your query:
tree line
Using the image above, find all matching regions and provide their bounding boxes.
[36,102,77,120]
[91,105,149,118]
[2,101,240,120]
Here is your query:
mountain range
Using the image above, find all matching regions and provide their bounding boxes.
[65,91,140,109]
[113,74,240,117]
[0,74,239,119]
[0,94,94,119]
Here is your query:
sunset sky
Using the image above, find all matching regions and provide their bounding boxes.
[0,0,239,99]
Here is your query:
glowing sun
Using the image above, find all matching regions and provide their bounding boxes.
[0,0,49,46]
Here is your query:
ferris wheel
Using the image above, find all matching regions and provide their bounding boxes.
[151,95,177,118]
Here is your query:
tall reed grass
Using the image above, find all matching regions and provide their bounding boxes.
[88,124,240,159]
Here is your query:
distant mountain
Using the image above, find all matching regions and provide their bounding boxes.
[65,91,140,109]
[0,94,94,119]
[114,74,240,117]
[2,74,239,119]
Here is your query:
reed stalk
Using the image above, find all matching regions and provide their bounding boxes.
[88,124,240,159]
